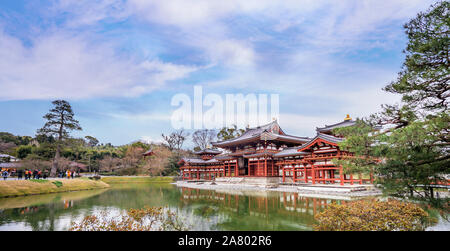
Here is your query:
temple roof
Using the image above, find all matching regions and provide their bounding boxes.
[274,133,344,157]
[179,157,221,165]
[273,147,308,158]
[215,154,234,161]
[212,120,310,148]
[193,149,222,155]
[316,118,356,133]
[297,133,344,152]
[142,149,154,156]
[243,150,275,158]
[315,133,344,144]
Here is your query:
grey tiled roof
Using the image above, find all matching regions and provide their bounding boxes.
[212,120,310,147]
[212,121,278,146]
[297,133,344,152]
[243,151,275,158]
[273,147,309,158]
[180,158,221,165]
[215,154,235,160]
[194,149,222,155]
[316,120,356,132]
[316,133,344,144]
[272,134,311,142]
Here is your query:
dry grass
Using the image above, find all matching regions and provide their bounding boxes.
[100,176,173,184]
[0,179,110,198]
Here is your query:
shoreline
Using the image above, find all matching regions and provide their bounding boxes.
[0,178,110,198]
[175,180,383,199]
[100,176,174,184]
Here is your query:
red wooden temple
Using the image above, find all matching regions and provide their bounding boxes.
[179,115,374,185]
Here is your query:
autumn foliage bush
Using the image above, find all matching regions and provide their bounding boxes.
[314,199,434,231]
[69,206,189,231]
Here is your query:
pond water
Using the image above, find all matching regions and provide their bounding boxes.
[0,183,444,231]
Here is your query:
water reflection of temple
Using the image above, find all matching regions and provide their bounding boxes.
[180,187,345,218]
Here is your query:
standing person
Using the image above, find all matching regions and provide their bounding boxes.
[43,170,48,179]
[24,169,28,180]
[17,169,23,180]
[37,169,42,179]
[2,170,8,180]
[32,169,37,179]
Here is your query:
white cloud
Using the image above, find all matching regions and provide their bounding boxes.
[140,135,164,144]
[51,0,130,27]
[0,0,438,101]
[207,40,255,67]
[0,30,198,100]
[47,0,437,69]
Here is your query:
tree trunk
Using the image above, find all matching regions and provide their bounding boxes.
[50,145,60,177]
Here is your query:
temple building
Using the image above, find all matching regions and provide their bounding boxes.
[179,115,373,186]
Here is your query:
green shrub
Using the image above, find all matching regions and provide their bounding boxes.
[52,181,63,187]
[116,167,138,176]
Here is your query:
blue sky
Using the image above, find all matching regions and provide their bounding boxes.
[0,0,438,147]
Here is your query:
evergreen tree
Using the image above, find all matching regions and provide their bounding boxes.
[37,100,82,177]
[336,1,449,205]
[85,136,99,147]
[217,125,246,141]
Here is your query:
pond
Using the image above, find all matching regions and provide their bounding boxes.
[0,183,445,231]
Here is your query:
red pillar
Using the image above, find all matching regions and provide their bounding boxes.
[271,161,274,177]
[256,159,259,176]
[304,164,308,183]
[293,166,296,182]
[340,165,344,185]
[282,167,285,183]
[264,157,267,177]
[311,164,315,185]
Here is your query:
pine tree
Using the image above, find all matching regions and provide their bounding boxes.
[336,1,449,205]
[37,100,82,177]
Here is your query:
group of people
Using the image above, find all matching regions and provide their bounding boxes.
[58,170,77,179]
[2,170,9,180]
[0,169,78,180]
[18,169,48,180]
